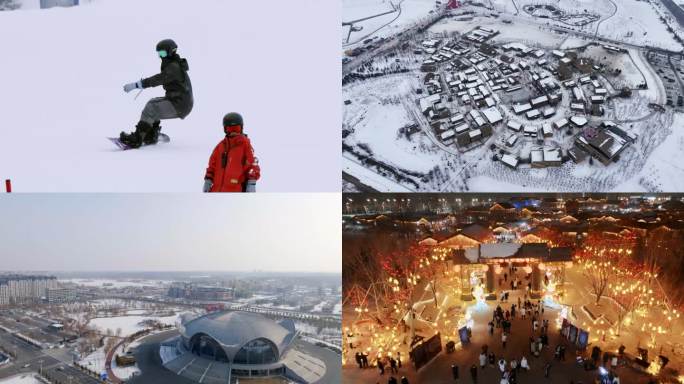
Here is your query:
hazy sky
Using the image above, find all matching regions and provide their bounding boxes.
[0,194,340,272]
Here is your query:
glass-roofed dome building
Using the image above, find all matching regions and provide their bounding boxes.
[177,310,297,378]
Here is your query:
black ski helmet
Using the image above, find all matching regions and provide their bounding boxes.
[223,112,243,128]
[156,39,178,55]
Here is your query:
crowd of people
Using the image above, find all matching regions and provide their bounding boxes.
[351,264,632,384]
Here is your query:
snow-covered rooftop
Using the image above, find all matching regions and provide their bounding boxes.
[482,107,503,124]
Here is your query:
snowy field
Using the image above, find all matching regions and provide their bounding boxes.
[615,113,684,191]
[490,0,682,51]
[343,0,439,45]
[597,0,682,51]
[429,15,567,49]
[88,314,178,336]
[63,278,166,288]
[0,0,339,192]
[0,374,43,384]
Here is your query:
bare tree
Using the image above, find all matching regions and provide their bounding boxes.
[609,277,646,336]
[582,257,612,306]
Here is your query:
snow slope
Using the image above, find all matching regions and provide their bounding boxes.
[343,0,438,45]
[0,0,339,192]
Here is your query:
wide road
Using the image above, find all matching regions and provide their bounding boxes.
[128,330,195,384]
[295,339,342,384]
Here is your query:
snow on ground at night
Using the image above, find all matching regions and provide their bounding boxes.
[0,0,338,192]
[342,0,684,192]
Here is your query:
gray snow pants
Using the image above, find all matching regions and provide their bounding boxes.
[140,97,180,125]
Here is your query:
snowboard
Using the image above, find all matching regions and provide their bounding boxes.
[108,133,170,150]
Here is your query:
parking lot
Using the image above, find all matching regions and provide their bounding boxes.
[647,51,684,108]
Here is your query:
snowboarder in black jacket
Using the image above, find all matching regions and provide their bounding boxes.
[120,39,194,148]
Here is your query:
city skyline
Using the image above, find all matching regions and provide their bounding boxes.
[0,194,340,273]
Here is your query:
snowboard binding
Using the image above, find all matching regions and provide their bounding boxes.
[120,121,161,148]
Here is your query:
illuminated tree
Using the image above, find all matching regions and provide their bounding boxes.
[581,254,613,306]
[609,275,647,336]
[579,232,636,305]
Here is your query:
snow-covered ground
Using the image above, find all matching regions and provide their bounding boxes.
[0,0,339,192]
[429,15,567,49]
[88,314,178,336]
[110,343,140,380]
[343,0,440,45]
[615,112,684,191]
[79,346,107,377]
[63,278,166,288]
[342,0,684,192]
[0,374,44,384]
[597,0,682,51]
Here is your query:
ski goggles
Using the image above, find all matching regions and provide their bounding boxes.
[158,50,168,58]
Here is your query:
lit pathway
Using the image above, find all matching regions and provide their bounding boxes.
[343,269,656,383]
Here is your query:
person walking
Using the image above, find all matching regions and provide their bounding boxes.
[397,352,402,368]
[388,376,398,384]
[479,352,487,369]
[502,332,507,349]
[498,358,506,373]
[520,356,530,371]
[390,357,398,374]
[544,362,551,378]
[356,352,362,368]
[378,358,385,375]
[489,320,495,335]
[489,352,496,367]
[470,364,478,383]
[400,377,409,384]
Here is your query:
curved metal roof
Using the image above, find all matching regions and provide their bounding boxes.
[180,310,296,361]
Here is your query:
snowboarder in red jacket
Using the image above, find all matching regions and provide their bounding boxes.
[203,113,260,192]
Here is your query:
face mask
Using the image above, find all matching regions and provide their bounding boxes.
[224,125,242,135]
[158,50,168,58]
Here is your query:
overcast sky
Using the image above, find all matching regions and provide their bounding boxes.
[0,194,340,272]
